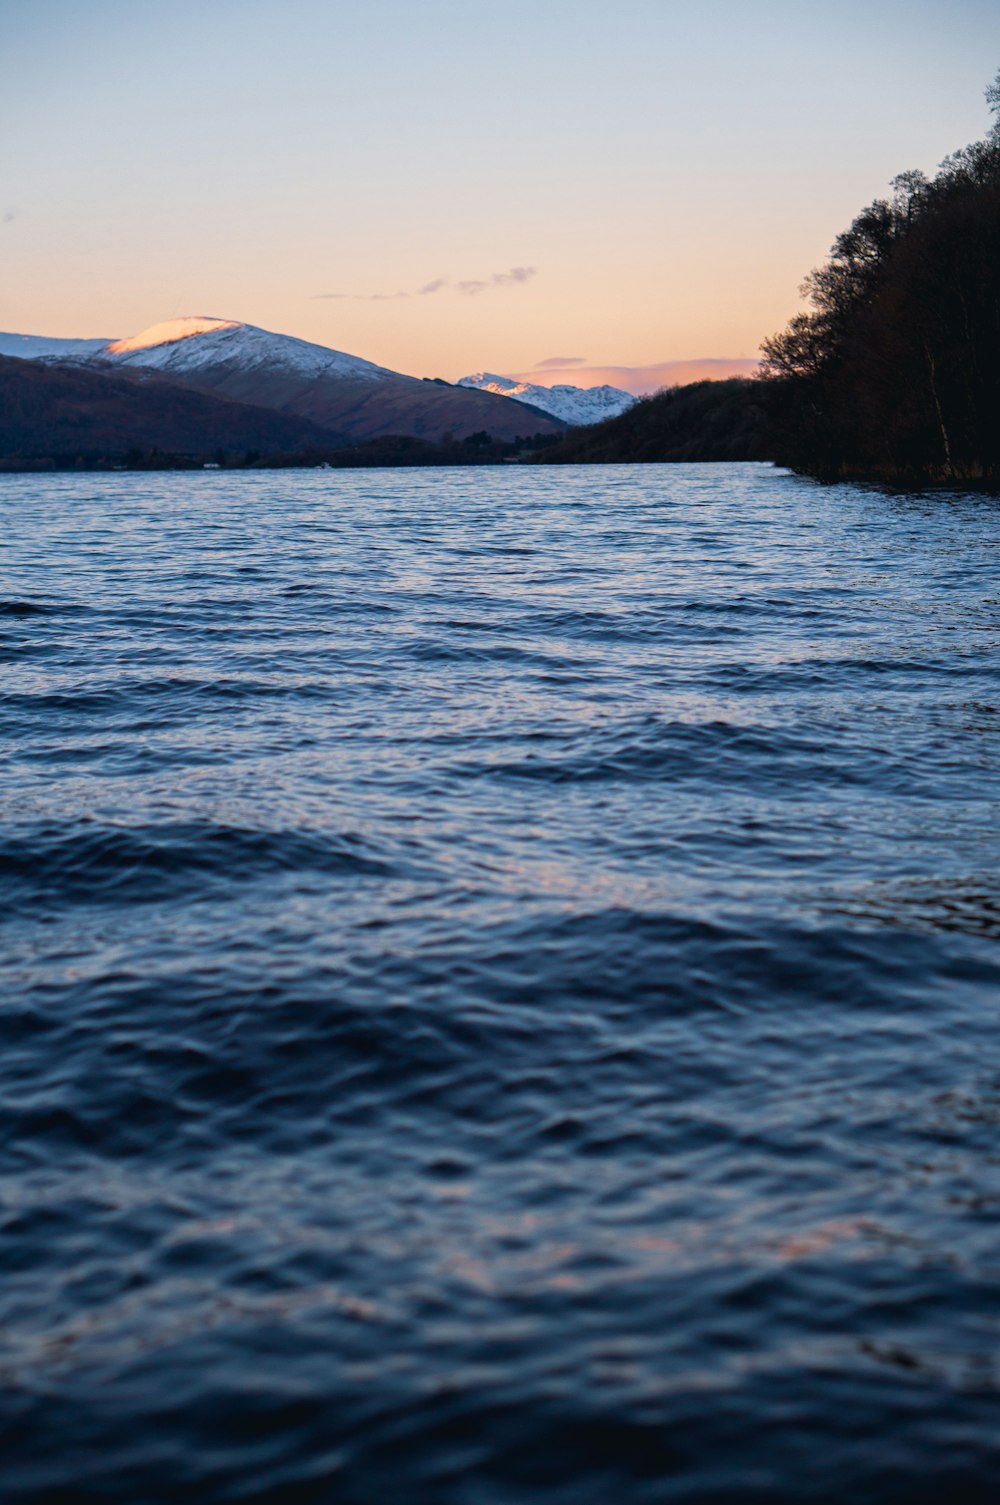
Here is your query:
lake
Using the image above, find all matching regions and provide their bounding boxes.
[3,463,1000,1502]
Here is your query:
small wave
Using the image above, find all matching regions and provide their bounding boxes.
[0,819,400,906]
[454,717,866,789]
[0,599,66,617]
[0,674,342,728]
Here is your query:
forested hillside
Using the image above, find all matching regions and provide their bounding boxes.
[538,379,771,465]
[0,356,342,467]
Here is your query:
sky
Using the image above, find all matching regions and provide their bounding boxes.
[2,0,999,388]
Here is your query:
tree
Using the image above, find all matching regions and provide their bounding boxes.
[987,68,1000,138]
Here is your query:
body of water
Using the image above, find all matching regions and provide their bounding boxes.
[3,463,1000,1502]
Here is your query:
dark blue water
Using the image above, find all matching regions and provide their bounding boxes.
[3,463,1000,1503]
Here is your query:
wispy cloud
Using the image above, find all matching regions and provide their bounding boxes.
[315,266,536,301]
[455,266,536,296]
[2,208,15,226]
[535,355,586,369]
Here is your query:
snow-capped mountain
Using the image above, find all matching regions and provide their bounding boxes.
[458,372,635,426]
[98,317,391,383]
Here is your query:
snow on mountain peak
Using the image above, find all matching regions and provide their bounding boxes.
[458,372,635,426]
[105,317,240,355]
[96,316,390,382]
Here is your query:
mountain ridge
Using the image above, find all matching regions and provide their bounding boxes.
[458,371,635,425]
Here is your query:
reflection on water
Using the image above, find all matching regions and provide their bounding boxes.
[2,463,1000,1503]
[826,875,1000,938]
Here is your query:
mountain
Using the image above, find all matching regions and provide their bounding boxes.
[72,317,565,444]
[457,371,635,425]
[0,354,345,464]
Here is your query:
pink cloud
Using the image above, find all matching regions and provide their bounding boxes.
[510,357,760,396]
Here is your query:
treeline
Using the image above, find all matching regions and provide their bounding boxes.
[761,74,1000,484]
[250,431,561,469]
[0,431,561,474]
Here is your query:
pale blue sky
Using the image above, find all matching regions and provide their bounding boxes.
[2,0,998,379]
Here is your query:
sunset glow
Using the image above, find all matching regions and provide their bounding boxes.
[509,358,762,396]
[105,317,238,356]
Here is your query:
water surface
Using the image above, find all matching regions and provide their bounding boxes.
[3,463,1000,1503]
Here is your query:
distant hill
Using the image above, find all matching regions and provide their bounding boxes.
[0,332,114,360]
[0,355,344,465]
[537,378,774,464]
